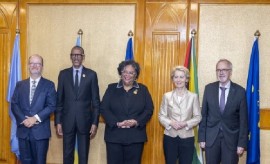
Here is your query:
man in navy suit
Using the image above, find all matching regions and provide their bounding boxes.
[198,59,248,164]
[11,54,56,164]
[55,46,100,164]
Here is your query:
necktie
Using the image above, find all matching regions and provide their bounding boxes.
[74,70,79,93]
[219,87,226,113]
[30,80,36,104]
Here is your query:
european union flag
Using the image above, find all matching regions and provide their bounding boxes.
[246,38,260,164]
[7,33,21,158]
[125,37,133,60]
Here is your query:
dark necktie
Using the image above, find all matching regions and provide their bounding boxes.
[219,87,226,113]
[30,80,36,104]
[74,70,79,93]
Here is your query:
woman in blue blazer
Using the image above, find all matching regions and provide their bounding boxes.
[101,60,154,164]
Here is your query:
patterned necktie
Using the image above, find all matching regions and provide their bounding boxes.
[74,70,79,93]
[219,87,226,113]
[30,80,36,104]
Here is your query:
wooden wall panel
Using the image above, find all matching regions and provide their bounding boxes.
[143,2,188,163]
[19,0,145,164]
[1,0,270,164]
[261,109,270,130]
[0,1,17,164]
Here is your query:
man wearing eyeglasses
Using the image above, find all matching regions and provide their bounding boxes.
[55,46,100,164]
[11,54,56,164]
[198,59,248,164]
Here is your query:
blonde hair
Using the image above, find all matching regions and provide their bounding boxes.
[171,66,190,80]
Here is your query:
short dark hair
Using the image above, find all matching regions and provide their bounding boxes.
[70,46,84,55]
[117,60,140,79]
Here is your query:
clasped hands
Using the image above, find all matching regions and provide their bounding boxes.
[22,116,38,128]
[170,120,187,130]
[117,119,138,128]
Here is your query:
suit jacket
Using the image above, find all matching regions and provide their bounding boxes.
[100,83,154,144]
[198,81,248,150]
[11,77,56,140]
[159,90,201,138]
[55,67,100,134]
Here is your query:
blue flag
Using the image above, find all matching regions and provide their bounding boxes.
[76,35,81,46]
[74,35,81,164]
[7,34,21,158]
[246,38,260,164]
[125,37,134,60]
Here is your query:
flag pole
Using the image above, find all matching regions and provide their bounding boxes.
[191,29,196,37]
[128,30,133,37]
[246,30,260,164]
[254,30,260,112]
[16,0,20,30]
[254,30,260,39]
[14,2,20,161]
[16,29,20,34]
[74,29,83,164]
[14,29,21,164]
[187,29,204,164]
[125,30,134,60]
[77,29,83,46]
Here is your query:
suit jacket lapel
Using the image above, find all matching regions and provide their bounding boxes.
[24,78,31,106]
[213,82,220,114]
[77,67,86,96]
[117,87,137,114]
[171,89,188,109]
[224,82,236,113]
[127,88,139,114]
[171,90,178,107]
[114,81,129,113]
[67,67,77,96]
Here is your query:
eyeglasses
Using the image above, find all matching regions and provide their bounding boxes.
[70,54,83,58]
[216,69,231,73]
[29,63,42,67]
[121,70,136,76]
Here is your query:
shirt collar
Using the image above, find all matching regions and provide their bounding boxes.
[219,81,231,89]
[116,80,139,89]
[30,76,41,84]
[73,66,83,73]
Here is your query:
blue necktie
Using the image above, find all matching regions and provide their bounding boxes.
[220,87,226,113]
[74,70,79,94]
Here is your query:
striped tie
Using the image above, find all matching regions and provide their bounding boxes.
[30,80,36,104]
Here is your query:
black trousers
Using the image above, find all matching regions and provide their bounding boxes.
[18,133,49,164]
[163,135,194,164]
[63,127,90,164]
[106,142,144,164]
[205,130,239,164]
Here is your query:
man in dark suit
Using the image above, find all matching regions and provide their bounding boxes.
[11,54,56,164]
[198,59,248,164]
[55,46,100,164]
